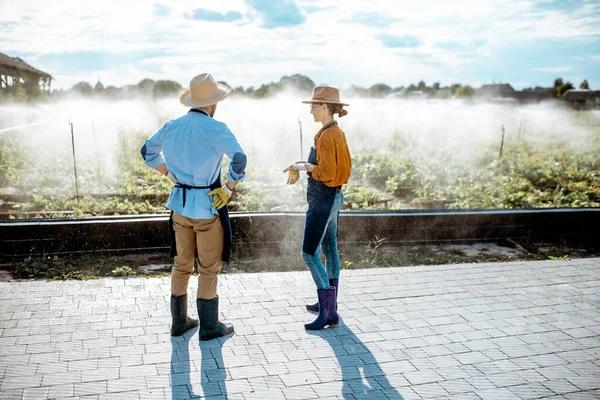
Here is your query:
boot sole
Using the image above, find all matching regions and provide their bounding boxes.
[304,319,339,330]
[171,321,199,336]
[199,329,235,341]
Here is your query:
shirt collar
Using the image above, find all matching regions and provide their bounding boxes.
[188,108,210,117]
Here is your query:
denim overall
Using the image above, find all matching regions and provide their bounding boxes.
[302,122,343,289]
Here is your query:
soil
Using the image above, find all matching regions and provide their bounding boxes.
[0,239,598,281]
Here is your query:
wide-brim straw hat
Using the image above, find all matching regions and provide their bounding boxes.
[180,73,231,108]
[302,85,349,106]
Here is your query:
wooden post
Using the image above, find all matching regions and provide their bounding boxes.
[499,125,505,159]
[70,120,80,203]
[298,118,304,161]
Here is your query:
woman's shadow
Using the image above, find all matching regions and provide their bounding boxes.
[170,330,230,399]
[307,317,404,400]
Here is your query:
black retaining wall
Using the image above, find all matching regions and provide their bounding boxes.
[1,208,599,259]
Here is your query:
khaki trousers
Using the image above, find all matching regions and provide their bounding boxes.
[171,212,224,300]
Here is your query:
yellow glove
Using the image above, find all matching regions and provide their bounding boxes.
[208,186,232,210]
[283,166,300,185]
[283,161,306,185]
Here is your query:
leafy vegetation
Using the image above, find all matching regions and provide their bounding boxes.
[0,108,598,218]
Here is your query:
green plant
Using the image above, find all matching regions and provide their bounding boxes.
[112,266,136,276]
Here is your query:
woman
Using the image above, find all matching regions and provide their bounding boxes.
[284,85,352,330]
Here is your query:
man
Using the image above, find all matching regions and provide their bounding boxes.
[140,73,246,340]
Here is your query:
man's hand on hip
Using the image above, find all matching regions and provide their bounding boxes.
[208,186,232,210]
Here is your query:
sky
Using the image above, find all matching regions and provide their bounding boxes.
[1,0,599,91]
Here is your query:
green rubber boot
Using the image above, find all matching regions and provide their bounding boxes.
[196,296,234,341]
[170,294,199,336]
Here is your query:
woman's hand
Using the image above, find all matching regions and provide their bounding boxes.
[283,165,300,185]
[305,163,315,172]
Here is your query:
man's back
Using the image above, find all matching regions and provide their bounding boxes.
[141,109,246,219]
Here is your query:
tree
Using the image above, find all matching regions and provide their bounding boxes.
[279,74,315,93]
[231,86,245,96]
[552,77,574,97]
[553,77,564,88]
[136,78,155,96]
[580,79,590,90]
[454,85,474,98]
[417,80,427,90]
[153,80,182,97]
[557,81,574,97]
[105,86,120,98]
[254,84,270,98]
[369,83,392,98]
[432,82,440,91]
[71,81,93,96]
[347,85,369,97]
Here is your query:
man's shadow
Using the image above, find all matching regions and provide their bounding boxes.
[308,318,404,400]
[170,330,230,399]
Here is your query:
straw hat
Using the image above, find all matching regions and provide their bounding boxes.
[302,85,349,106]
[179,73,231,108]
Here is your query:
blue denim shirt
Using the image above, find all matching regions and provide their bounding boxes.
[140,109,246,219]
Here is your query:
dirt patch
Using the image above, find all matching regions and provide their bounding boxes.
[1,239,598,281]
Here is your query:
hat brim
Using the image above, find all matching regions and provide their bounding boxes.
[180,83,231,108]
[301,99,349,106]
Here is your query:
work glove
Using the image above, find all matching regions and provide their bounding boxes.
[208,185,233,210]
[283,161,307,185]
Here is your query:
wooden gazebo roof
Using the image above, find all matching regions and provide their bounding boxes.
[0,52,53,80]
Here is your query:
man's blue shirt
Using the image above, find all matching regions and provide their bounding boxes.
[141,109,246,219]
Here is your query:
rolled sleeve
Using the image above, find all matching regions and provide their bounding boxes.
[208,126,247,182]
[141,122,172,168]
[140,140,165,168]
[227,152,247,182]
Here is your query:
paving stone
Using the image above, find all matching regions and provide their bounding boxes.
[507,382,557,399]
[542,378,583,395]
[476,387,522,399]
[47,383,75,398]
[22,386,50,400]
[1,259,600,399]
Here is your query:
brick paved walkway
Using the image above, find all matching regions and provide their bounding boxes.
[1,258,599,399]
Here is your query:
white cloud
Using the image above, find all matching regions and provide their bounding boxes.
[531,66,574,73]
[1,0,598,89]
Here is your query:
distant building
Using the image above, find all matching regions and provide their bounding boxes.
[477,83,517,100]
[0,51,53,93]
[94,79,105,91]
[477,83,553,104]
[561,89,600,109]
[517,88,553,103]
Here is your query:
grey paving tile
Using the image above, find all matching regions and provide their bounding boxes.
[438,378,476,395]
[542,378,582,395]
[2,260,600,400]
[567,375,600,391]
[74,380,108,396]
[476,387,523,399]
[22,386,50,400]
[281,384,319,399]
